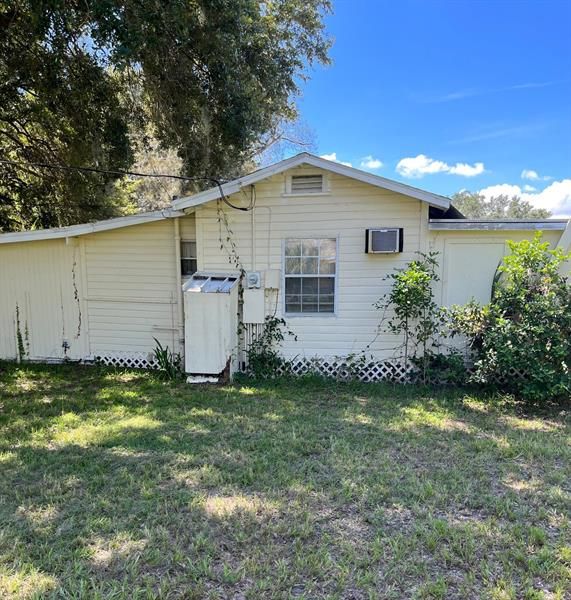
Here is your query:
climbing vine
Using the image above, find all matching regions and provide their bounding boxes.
[245,315,296,378]
[14,303,28,362]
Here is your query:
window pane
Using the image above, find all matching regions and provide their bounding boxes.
[286,302,302,313]
[301,277,318,294]
[285,278,301,294]
[319,278,335,294]
[181,258,196,276]
[318,301,334,313]
[319,258,336,274]
[320,239,336,258]
[302,239,319,256]
[285,240,301,256]
[181,241,196,259]
[285,257,301,274]
[302,299,318,312]
[301,257,318,274]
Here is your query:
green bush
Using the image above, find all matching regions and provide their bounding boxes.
[245,316,296,378]
[376,252,443,383]
[447,234,571,402]
[410,350,467,386]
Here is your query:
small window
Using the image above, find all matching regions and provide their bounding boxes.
[291,174,324,194]
[181,241,197,276]
[284,238,336,314]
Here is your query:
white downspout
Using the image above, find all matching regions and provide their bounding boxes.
[251,186,256,271]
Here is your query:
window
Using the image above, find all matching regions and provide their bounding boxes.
[284,238,336,314]
[290,174,324,194]
[181,241,197,276]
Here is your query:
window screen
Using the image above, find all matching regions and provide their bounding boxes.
[291,175,324,194]
[284,238,336,313]
[181,241,197,276]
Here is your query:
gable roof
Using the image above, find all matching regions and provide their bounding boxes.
[0,208,185,245]
[172,152,451,211]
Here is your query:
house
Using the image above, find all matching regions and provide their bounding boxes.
[1,153,569,379]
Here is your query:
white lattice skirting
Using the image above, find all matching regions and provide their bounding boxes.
[92,350,526,385]
[272,358,527,384]
[274,358,416,383]
[94,352,158,370]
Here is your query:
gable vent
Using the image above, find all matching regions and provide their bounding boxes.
[291,174,324,194]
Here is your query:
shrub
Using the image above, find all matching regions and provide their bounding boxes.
[410,350,467,386]
[377,252,447,383]
[447,234,571,402]
[245,316,296,378]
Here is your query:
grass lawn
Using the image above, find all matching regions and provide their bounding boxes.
[0,364,569,599]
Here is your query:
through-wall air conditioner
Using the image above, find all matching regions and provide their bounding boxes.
[365,228,403,253]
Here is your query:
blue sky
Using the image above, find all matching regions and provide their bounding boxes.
[297,0,571,216]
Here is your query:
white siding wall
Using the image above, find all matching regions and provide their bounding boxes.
[82,219,183,357]
[195,166,428,360]
[430,230,563,307]
[0,239,87,360]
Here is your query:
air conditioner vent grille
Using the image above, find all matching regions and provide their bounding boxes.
[366,228,403,253]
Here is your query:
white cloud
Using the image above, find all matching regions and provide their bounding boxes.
[396,154,485,178]
[448,162,486,177]
[523,184,537,192]
[521,169,551,181]
[360,155,383,170]
[521,169,539,180]
[479,179,571,217]
[320,152,352,167]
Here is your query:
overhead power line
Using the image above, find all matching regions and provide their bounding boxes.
[0,158,254,211]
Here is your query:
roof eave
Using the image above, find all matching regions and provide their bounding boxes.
[429,219,570,231]
[0,208,186,245]
[173,153,451,211]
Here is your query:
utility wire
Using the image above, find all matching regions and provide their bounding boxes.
[0,158,254,211]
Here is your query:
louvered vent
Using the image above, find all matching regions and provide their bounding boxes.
[291,174,324,194]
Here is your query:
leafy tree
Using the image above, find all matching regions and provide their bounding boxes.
[447,234,571,402]
[452,191,552,219]
[128,129,185,212]
[0,1,331,231]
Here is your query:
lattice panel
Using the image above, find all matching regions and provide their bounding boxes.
[240,323,264,367]
[274,358,416,384]
[94,352,158,370]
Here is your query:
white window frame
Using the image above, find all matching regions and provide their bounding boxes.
[180,240,198,277]
[282,236,339,317]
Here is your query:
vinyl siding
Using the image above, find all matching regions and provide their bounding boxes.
[180,213,196,240]
[196,166,427,360]
[83,219,181,355]
[0,239,87,360]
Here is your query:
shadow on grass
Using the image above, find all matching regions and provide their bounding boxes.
[0,362,569,598]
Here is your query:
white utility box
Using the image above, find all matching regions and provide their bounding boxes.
[243,288,265,324]
[264,269,281,289]
[183,273,239,375]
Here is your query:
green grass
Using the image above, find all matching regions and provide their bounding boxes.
[0,363,569,599]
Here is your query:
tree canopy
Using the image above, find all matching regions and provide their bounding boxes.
[0,1,331,231]
[452,191,552,219]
